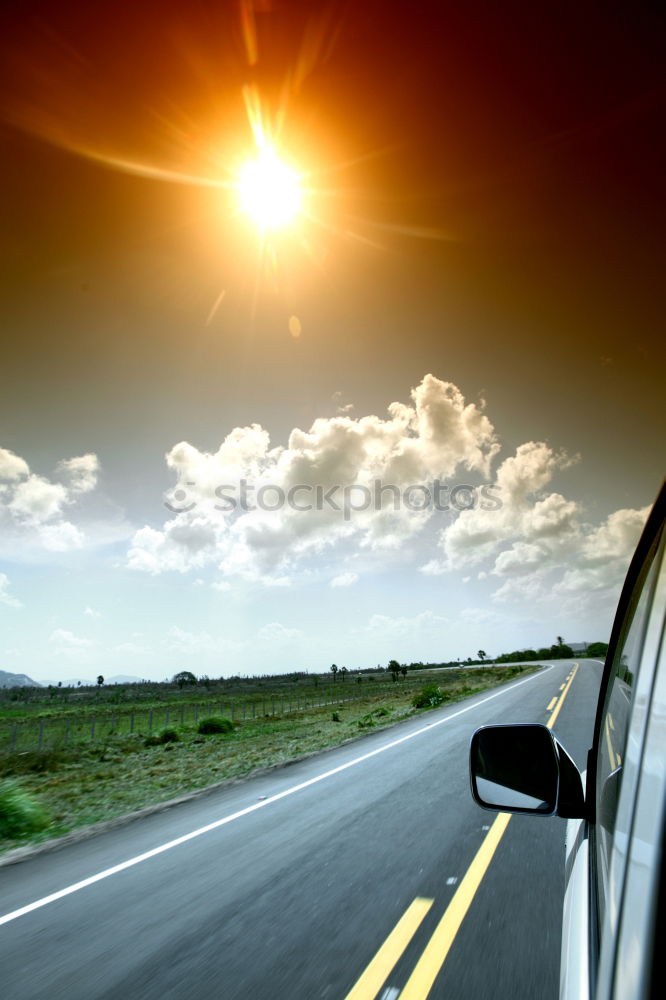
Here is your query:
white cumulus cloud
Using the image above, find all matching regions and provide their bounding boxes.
[0,448,30,481]
[258,622,304,642]
[127,375,500,581]
[0,573,22,608]
[330,572,359,587]
[56,454,100,495]
[124,375,652,621]
[0,446,103,554]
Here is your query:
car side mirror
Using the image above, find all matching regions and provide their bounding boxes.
[470,724,586,819]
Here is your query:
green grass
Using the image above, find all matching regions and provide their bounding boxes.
[0,664,535,853]
[0,780,50,839]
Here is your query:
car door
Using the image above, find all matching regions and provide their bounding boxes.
[468,481,666,1000]
[585,485,666,999]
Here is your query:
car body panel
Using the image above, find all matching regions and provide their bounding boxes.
[560,812,590,1000]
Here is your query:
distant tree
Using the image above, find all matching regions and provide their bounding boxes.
[96,675,104,687]
[173,670,197,689]
[340,666,348,683]
[400,665,408,679]
[477,650,487,662]
[57,681,62,688]
[330,664,339,683]
[388,660,401,681]
[587,641,609,658]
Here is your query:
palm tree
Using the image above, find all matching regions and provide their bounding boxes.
[478,650,487,662]
[330,663,339,683]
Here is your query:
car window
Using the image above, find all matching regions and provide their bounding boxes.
[594,524,665,938]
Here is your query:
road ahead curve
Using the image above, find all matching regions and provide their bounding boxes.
[0,660,602,999]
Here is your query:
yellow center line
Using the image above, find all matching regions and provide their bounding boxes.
[547,696,557,711]
[343,897,434,1000]
[391,663,580,1000]
[547,663,578,730]
[604,715,617,769]
[559,683,565,691]
[398,813,511,1000]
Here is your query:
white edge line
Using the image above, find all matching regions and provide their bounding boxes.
[0,664,554,928]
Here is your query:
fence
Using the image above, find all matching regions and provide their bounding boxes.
[0,679,419,753]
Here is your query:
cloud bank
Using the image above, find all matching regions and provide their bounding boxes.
[126,375,649,615]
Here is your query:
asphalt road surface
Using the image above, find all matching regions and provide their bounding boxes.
[0,659,603,1000]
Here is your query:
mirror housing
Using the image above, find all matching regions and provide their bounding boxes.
[470,724,585,819]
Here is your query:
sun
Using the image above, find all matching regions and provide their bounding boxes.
[237,148,303,231]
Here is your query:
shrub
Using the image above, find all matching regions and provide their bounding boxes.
[197,717,233,735]
[412,684,447,709]
[144,727,180,747]
[357,713,376,728]
[0,779,50,839]
[331,712,342,723]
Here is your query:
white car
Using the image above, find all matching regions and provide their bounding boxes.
[469,480,666,1000]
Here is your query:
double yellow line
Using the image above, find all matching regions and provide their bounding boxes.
[344,663,579,1000]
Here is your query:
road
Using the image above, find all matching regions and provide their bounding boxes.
[0,659,603,999]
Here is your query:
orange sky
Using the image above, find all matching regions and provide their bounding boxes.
[1,1,664,679]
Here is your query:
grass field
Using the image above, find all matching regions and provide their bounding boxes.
[0,665,535,854]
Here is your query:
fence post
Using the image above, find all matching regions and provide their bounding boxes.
[148,709,153,732]
[130,712,135,734]
[180,706,184,725]
[231,702,235,722]
[91,717,96,741]
[111,712,116,733]
[194,705,199,723]
[252,701,256,719]
[64,720,70,747]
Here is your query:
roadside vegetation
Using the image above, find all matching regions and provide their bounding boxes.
[0,663,536,853]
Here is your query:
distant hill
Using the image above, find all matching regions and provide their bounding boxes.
[0,669,42,688]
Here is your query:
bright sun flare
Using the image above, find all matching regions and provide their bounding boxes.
[237,148,302,230]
